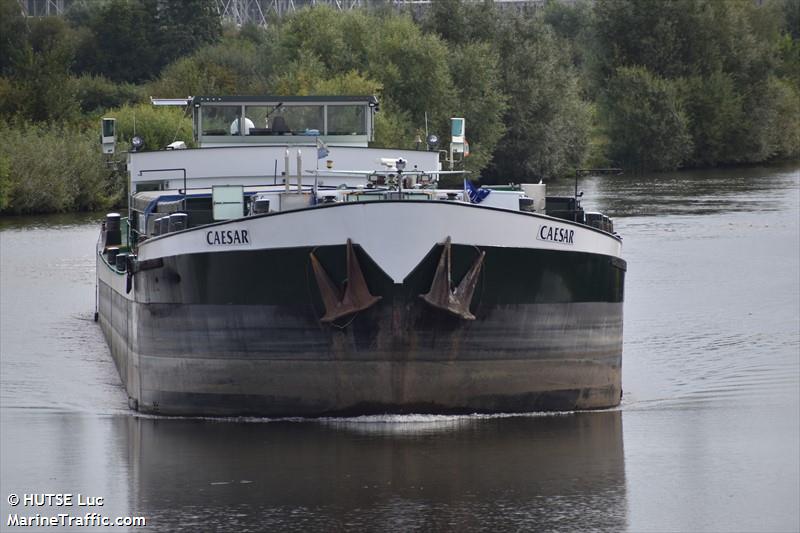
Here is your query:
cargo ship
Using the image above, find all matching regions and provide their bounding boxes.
[96,95,625,416]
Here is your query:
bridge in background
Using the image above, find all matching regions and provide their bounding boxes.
[18,0,548,25]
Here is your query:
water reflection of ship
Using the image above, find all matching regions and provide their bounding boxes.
[118,411,626,532]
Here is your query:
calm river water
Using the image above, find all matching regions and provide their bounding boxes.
[1,165,798,532]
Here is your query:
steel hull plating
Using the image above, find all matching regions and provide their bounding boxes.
[97,202,625,416]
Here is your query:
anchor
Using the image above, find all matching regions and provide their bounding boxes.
[420,236,485,320]
[310,239,382,323]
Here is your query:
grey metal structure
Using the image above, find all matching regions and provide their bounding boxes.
[217,0,368,27]
[218,0,548,26]
[17,0,73,16]
[18,0,547,24]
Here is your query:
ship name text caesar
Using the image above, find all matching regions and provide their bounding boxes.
[206,228,250,246]
[537,224,575,245]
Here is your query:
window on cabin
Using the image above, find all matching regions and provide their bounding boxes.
[201,106,240,136]
[327,105,366,135]
[241,105,324,135]
[244,105,279,135]
[280,106,324,135]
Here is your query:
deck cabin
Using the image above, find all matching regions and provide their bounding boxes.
[127,95,445,245]
[123,95,612,249]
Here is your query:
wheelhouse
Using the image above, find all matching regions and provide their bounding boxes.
[190,95,378,148]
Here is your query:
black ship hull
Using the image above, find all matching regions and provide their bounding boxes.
[98,202,625,417]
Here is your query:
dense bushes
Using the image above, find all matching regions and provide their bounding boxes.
[485,17,590,182]
[74,75,145,114]
[69,0,221,84]
[0,155,10,212]
[602,67,692,172]
[0,104,191,215]
[0,122,119,214]
[110,104,194,151]
[592,0,800,169]
[149,40,269,97]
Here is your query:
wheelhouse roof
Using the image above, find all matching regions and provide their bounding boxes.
[192,95,378,105]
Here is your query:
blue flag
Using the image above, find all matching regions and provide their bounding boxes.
[317,138,329,159]
[464,179,490,204]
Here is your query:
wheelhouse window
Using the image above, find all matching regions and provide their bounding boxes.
[327,105,366,135]
[201,105,240,136]
[193,97,375,145]
[244,105,280,135]
[280,105,324,135]
[239,105,325,135]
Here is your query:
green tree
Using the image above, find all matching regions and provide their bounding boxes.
[74,75,145,115]
[158,0,222,66]
[4,17,80,122]
[543,0,595,77]
[774,0,800,87]
[601,66,692,171]
[269,9,462,151]
[423,0,470,44]
[276,7,371,74]
[424,2,590,181]
[75,0,161,83]
[110,103,194,152]
[237,23,268,46]
[0,154,10,212]
[422,0,498,46]
[364,14,455,132]
[446,42,507,175]
[150,38,268,97]
[269,49,330,96]
[678,70,745,166]
[593,0,722,80]
[591,0,800,168]
[0,0,28,77]
[738,76,800,162]
[71,0,221,84]
[0,121,115,214]
[421,2,509,175]
[486,16,591,181]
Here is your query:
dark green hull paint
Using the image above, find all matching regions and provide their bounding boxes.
[99,243,625,416]
[137,243,625,306]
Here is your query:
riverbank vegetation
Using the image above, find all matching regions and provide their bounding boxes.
[0,0,797,214]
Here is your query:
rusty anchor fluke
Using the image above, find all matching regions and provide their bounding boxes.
[420,236,485,320]
[310,239,382,323]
